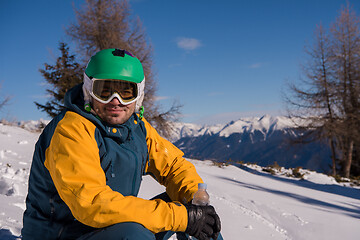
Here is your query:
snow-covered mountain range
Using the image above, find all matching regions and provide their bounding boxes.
[170,115,331,173]
[169,115,295,141]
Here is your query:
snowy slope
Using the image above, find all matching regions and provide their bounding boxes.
[1,122,360,240]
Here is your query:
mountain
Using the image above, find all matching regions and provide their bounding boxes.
[170,115,332,173]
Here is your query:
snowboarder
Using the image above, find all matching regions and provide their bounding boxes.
[22,48,222,240]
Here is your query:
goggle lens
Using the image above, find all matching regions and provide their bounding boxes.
[92,79,138,103]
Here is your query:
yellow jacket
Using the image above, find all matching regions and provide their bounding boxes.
[43,111,203,233]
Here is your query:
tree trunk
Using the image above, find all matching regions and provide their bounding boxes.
[330,138,337,176]
[343,139,354,178]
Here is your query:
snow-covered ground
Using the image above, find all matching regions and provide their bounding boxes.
[1,122,360,240]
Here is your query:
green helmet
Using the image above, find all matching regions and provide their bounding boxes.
[85,48,144,83]
[83,49,146,113]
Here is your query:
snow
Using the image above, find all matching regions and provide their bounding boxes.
[218,115,297,138]
[1,122,360,240]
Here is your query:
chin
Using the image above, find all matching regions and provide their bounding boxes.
[106,116,128,125]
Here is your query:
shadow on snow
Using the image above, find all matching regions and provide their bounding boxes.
[218,164,360,219]
[234,163,360,201]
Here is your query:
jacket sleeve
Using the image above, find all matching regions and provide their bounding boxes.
[44,112,188,233]
[142,118,203,204]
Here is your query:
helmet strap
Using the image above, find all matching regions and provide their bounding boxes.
[84,101,92,112]
[139,106,144,120]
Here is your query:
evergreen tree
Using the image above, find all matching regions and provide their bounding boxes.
[35,42,83,117]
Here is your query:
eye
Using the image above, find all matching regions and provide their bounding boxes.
[100,89,112,97]
[121,89,133,97]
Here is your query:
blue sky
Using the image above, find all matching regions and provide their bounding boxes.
[1,0,360,125]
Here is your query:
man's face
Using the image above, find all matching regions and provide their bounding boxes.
[92,97,136,125]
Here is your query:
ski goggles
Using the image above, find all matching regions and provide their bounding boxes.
[90,79,139,105]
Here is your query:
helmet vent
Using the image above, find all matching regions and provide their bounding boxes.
[112,49,125,57]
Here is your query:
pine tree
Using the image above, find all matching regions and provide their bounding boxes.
[35,42,83,117]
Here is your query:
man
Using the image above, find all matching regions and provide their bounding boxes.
[22,48,221,240]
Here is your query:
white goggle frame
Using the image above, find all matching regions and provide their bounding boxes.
[89,78,141,105]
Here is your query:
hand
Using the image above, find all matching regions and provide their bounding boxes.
[185,204,221,240]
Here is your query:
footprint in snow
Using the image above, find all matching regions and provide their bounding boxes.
[0,180,15,196]
[281,212,308,226]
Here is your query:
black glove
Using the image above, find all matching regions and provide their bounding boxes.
[185,204,221,240]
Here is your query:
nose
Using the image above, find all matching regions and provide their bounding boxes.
[109,96,120,104]
[109,96,124,106]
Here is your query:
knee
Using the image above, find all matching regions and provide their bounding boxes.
[95,222,155,240]
[119,222,155,239]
